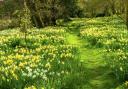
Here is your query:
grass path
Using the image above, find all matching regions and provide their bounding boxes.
[66,32,119,89]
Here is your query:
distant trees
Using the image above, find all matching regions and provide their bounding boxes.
[0,0,21,18]
[78,0,126,18]
[78,0,111,17]
[24,0,79,27]
[0,0,128,29]
[0,0,80,27]
[112,0,128,30]
[77,0,127,30]
[105,0,128,30]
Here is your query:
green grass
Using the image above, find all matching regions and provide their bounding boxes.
[65,16,127,89]
[65,20,120,89]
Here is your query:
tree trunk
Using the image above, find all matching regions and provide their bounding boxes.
[32,15,38,27]
[25,0,44,28]
[35,0,44,27]
[109,0,116,15]
[51,0,56,25]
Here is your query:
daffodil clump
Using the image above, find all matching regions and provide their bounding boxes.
[80,16,126,48]
[0,27,80,89]
[80,26,127,48]
[80,27,109,47]
[105,49,128,80]
[104,36,128,81]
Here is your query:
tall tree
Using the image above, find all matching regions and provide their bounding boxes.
[20,0,31,45]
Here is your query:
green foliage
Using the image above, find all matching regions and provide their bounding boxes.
[20,1,31,33]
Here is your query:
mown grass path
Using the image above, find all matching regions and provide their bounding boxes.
[66,32,119,89]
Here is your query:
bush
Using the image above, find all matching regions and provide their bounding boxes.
[0,19,11,30]
[8,19,20,28]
